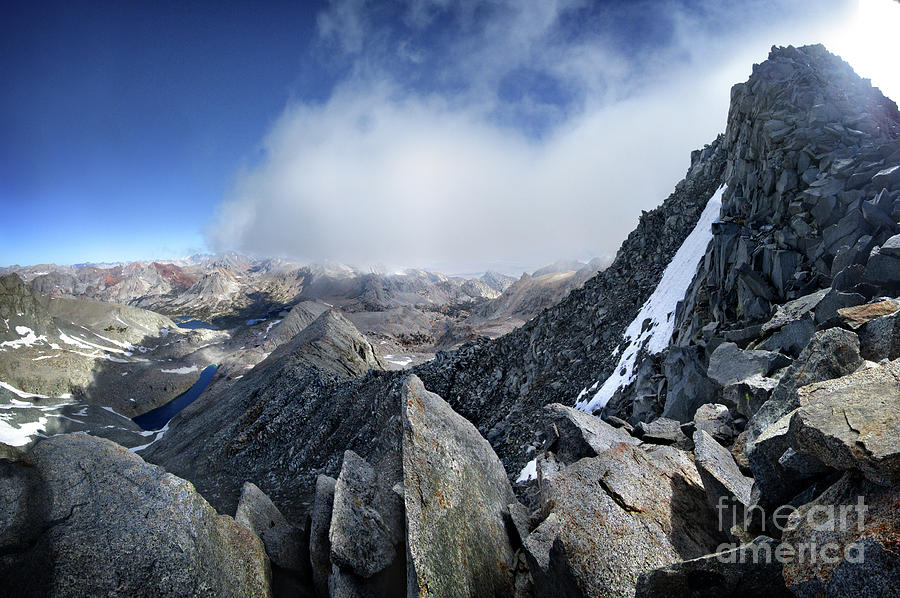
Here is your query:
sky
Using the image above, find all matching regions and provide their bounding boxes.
[2,0,899,274]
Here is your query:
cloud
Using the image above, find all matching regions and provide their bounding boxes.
[208,0,862,274]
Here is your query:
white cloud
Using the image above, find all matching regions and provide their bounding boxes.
[208,0,891,274]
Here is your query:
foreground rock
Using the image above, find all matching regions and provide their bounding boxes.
[635,537,792,598]
[0,434,271,598]
[789,359,900,486]
[235,481,310,594]
[693,430,753,536]
[781,473,900,598]
[526,443,723,597]
[402,376,518,597]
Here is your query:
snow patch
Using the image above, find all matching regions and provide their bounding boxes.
[516,459,538,483]
[1,326,47,349]
[0,416,48,446]
[577,184,725,413]
[160,365,199,374]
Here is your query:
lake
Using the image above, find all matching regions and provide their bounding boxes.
[132,364,218,430]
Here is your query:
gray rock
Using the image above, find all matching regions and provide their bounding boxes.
[235,481,308,575]
[707,342,792,387]
[693,430,753,537]
[879,232,900,257]
[863,247,900,288]
[814,289,866,325]
[722,373,779,418]
[526,443,723,597]
[781,473,900,598]
[747,328,862,444]
[747,410,830,508]
[757,316,816,357]
[0,434,271,598]
[309,475,336,598]
[402,375,517,598]
[329,450,397,579]
[637,417,691,448]
[788,359,900,485]
[859,309,900,361]
[635,537,793,598]
[693,403,736,442]
[663,345,718,422]
[543,402,637,464]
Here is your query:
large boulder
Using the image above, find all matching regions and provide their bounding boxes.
[0,434,271,598]
[525,443,723,597]
[781,472,900,597]
[707,342,791,387]
[235,482,309,584]
[636,417,691,448]
[329,450,401,579]
[693,430,753,536]
[402,375,518,598]
[693,403,736,442]
[788,359,900,486]
[858,308,900,362]
[747,328,862,444]
[543,402,638,464]
[663,346,718,422]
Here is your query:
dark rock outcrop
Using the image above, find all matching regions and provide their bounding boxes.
[0,434,271,598]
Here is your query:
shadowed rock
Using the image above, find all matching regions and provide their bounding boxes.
[0,434,271,598]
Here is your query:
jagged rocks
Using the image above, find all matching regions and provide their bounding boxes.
[309,475,337,597]
[0,434,271,598]
[402,375,518,597]
[707,342,792,388]
[693,403,736,442]
[693,430,753,536]
[781,473,900,598]
[788,360,900,486]
[526,443,723,597]
[236,481,309,574]
[858,308,900,361]
[747,328,862,444]
[635,537,792,598]
[543,402,638,464]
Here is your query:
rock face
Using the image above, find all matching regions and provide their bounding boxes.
[526,443,723,597]
[789,359,900,486]
[0,434,271,598]
[781,473,900,598]
[402,376,518,598]
[693,430,753,533]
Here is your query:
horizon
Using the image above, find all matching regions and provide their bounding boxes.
[2,0,900,272]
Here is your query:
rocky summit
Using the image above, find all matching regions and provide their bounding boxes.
[3,43,900,598]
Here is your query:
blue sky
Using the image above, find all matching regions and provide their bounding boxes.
[2,0,897,272]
